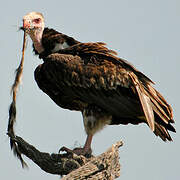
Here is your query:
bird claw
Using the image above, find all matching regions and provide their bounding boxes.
[58,146,92,158]
[58,146,74,154]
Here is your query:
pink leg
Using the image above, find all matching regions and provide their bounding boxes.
[83,134,93,153]
[59,135,93,157]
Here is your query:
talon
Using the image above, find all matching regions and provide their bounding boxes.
[58,135,93,157]
[58,146,73,154]
[58,146,92,157]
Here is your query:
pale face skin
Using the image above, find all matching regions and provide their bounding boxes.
[23,12,45,53]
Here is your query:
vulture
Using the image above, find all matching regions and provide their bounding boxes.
[22,12,175,156]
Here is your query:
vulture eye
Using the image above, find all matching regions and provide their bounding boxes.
[33,18,41,23]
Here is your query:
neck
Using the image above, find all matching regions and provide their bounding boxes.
[29,28,44,54]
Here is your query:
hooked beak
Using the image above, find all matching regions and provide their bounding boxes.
[23,19,31,28]
[20,19,33,32]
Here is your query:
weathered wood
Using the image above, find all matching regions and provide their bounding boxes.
[9,135,122,179]
[62,141,122,180]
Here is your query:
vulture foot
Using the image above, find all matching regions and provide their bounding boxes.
[59,146,92,158]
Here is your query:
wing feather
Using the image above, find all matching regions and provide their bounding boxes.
[35,42,175,141]
[129,72,155,131]
[38,53,143,118]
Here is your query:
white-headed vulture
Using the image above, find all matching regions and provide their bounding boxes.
[21,12,175,156]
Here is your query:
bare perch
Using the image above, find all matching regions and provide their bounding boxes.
[62,141,123,180]
[9,135,122,179]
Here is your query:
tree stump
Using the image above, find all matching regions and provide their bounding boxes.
[9,135,123,179]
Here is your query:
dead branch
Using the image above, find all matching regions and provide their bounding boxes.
[9,135,123,179]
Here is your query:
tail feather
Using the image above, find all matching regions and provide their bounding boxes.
[129,72,175,141]
[154,122,172,141]
[146,85,173,123]
[155,114,176,133]
[154,88,173,119]
[129,72,155,131]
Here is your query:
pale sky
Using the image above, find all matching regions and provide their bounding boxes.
[1,0,180,179]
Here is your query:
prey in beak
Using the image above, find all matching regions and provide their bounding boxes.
[8,12,45,167]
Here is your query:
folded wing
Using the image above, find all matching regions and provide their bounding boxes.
[35,42,175,141]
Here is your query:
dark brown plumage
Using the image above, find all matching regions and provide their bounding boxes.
[34,40,175,141]
[33,28,80,57]
[21,12,176,157]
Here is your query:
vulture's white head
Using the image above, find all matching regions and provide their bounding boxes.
[22,12,45,53]
[23,12,45,33]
